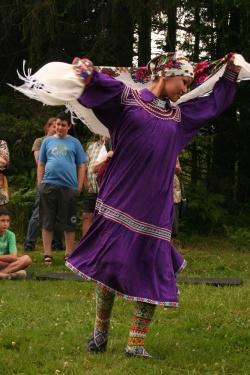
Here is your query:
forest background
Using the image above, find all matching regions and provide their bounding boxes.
[0,0,249,247]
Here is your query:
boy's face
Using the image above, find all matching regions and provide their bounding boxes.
[0,215,10,234]
[55,118,71,138]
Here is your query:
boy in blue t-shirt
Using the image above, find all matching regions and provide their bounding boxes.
[37,111,87,264]
[0,207,32,279]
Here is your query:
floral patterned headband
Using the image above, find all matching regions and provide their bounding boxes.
[147,53,194,80]
[131,53,194,84]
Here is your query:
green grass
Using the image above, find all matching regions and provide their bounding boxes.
[0,236,249,375]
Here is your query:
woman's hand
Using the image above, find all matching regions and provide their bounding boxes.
[106,151,114,160]
[226,53,241,74]
[72,57,94,85]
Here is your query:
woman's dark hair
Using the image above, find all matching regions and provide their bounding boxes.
[0,206,11,217]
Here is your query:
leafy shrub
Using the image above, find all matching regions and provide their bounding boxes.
[183,186,227,233]
[224,226,250,251]
[8,187,36,240]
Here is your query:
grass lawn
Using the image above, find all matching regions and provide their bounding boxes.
[0,236,249,375]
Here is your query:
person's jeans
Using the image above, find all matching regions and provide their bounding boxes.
[24,189,63,249]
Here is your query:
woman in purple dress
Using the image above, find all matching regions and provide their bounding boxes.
[65,53,240,358]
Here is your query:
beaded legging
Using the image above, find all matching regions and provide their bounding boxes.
[94,284,156,350]
[95,284,115,332]
[126,301,156,351]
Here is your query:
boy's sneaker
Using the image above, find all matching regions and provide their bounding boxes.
[9,270,27,280]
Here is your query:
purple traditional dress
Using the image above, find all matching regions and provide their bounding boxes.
[66,67,237,307]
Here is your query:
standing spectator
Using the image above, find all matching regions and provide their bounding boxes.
[172,158,182,240]
[82,135,106,235]
[92,139,113,188]
[0,207,32,279]
[24,117,64,251]
[0,173,9,206]
[37,111,87,264]
[0,140,9,171]
[82,136,112,235]
[0,140,10,206]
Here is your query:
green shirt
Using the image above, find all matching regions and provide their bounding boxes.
[0,230,17,255]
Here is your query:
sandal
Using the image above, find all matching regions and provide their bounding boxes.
[44,255,53,265]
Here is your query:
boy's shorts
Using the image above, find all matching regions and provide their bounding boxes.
[39,183,77,232]
[82,192,98,213]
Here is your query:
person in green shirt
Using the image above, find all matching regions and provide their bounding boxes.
[0,207,32,279]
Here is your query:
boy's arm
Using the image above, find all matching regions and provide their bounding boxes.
[0,253,17,263]
[0,230,17,263]
[77,163,86,193]
[37,161,45,185]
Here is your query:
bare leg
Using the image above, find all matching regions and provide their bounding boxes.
[82,212,94,236]
[0,261,8,269]
[0,255,32,275]
[64,231,75,257]
[42,228,53,257]
[0,262,9,278]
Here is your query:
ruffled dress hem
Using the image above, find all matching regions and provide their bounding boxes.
[65,259,187,307]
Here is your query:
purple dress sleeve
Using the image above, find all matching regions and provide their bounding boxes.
[78,71,125,131]
[178,68,238,149]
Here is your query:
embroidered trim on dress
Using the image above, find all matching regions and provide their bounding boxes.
[96,198,172,242]
[177,259,187,273]
[121,86,181,122]
[65,261,187,307]
[152,97,168,108]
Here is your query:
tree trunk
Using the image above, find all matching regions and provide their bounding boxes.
[210,112,237,204]
[165,0,177,51]
[210,5,240,204]
[191,142,198,186]
[193,3,200,60]
[236,84,250,204]
[110,0,134,66]
[138,0,152,66]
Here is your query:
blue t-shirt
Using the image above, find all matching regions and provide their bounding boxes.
[39,135,87,189]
